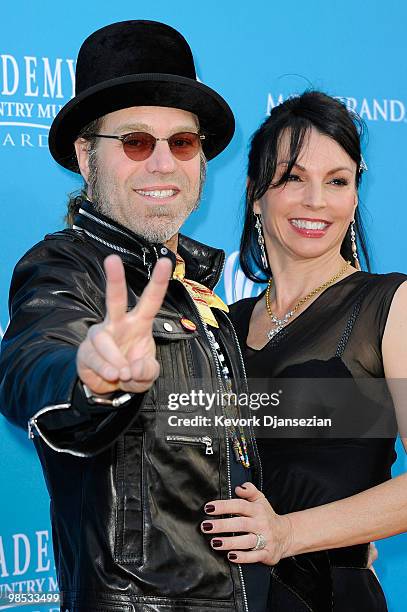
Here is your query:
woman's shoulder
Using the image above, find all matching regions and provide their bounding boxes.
[354,271,407,340]
[362,270,407,283]
[356,270,407,299]
[228,293,264,344]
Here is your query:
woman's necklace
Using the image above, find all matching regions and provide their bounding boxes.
[265,260,351,340]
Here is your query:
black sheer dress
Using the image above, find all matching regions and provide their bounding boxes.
[229,271,407,612]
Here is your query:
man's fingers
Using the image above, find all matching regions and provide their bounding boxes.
[131,258,172,324]
[88,326,131,379]
[104,254,128,323]
[116,358,160,394]
[79,256,171,394]
[130,357,160,384]
[77,342,159,393]
[77,345,120,381]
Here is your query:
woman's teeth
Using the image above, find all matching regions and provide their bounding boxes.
[291,219,328,230]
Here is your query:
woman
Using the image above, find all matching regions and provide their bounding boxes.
[201,91,407,610]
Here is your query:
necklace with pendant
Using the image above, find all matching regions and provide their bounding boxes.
[265,261,351,340]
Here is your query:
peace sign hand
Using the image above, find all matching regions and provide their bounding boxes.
[76,254,172,396]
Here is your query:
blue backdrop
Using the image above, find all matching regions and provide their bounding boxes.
[1,1,406,610]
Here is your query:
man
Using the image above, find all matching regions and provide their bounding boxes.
[0,20,261,612]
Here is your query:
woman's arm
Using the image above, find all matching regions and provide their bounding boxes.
[201,281,407,564]
[382,280,407,453]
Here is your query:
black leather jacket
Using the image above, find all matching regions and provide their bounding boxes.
[0,202,261,612]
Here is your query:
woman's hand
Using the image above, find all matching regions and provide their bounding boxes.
[201,481,293,565]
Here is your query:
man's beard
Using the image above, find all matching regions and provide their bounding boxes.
[87,148,206,244]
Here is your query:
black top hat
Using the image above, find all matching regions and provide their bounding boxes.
[49,20,235,171]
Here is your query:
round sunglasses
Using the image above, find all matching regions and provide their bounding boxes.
[87,131,206,161]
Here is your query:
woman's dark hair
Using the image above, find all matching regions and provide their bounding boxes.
[240,90,371,281]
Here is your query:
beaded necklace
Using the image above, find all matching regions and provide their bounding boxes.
[206,328,250,468]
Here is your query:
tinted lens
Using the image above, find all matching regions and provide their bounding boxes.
[121,132,202,161]
[167,132,201,160]
[122,132,156,161]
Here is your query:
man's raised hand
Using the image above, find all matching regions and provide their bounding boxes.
[76,254,172,396]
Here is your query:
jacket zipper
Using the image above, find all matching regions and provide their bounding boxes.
[225,434,250,612]
[221,312,258,612]
[166,435,214,455]
[27,403,88,457]
[173,278,249,612]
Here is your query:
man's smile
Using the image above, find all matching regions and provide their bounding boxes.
[134,185,180,199]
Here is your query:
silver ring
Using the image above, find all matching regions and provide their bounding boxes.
[251,533,266,551]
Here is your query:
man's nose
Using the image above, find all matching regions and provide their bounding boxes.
[145,140,176,174]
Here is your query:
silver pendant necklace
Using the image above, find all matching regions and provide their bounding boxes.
[265,261,351,340]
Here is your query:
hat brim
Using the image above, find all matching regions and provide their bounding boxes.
[48,73,235,170]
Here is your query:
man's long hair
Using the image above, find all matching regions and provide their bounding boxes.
[65,117,103,226]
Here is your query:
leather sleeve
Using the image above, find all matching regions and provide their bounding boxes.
[0,232,145,456]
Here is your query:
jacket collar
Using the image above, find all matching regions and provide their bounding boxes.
[73,199,225,290]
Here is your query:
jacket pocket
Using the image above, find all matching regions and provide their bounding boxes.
[152,340,201,413]
[114,429,143,564]
[166,434,214,455]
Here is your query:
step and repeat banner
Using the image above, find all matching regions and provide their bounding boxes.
[1,1,406,610]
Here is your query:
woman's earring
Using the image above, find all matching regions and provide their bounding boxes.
[350,219,361,271]
[254,213,269,270]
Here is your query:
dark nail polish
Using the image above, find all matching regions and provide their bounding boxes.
[212,539,222,548]
[228,553,238,560]
[205,504,215,513]
[202,522,213,532]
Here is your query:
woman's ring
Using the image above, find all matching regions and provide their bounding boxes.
[251,533,267,551]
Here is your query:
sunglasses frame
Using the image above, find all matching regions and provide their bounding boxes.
[86,131,206,161]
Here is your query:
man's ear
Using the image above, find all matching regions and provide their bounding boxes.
[74,138,90,182]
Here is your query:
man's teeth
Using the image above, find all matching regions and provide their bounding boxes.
[291,219,328,230]
[136,189,177,198]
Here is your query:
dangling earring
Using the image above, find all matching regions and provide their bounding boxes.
[350,219,361,271]
[254,213,269,270]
